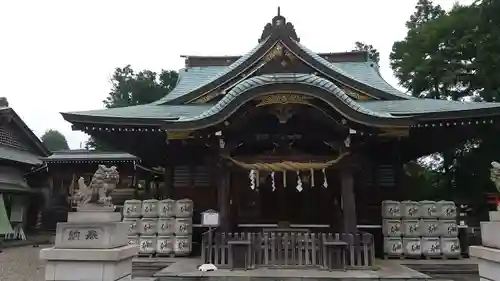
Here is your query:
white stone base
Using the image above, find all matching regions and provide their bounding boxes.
[480,222,500,250]
[40,245,138,281]
[55,222,128,249]
[470,246,500,281]
[68,212,122,223]
[490,211,500,222]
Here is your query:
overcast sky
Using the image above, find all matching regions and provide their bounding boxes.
[0,0,473,149]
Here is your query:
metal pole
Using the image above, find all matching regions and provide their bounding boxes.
[208,226,213,263]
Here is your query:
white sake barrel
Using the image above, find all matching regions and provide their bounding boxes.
[403,237,422,257]
[142,199,159,218]
[123,218,140,235]
[422,237,441,257]
[158,199,176,218]
[420,219,440,237]
[174,235,192,256]
[420,200,438,218]
[440,220,458,237]
[127,235,139,246]
[175,218,193,235]
[382,200,401,218]
[382,219,402,237]
[123,200,142,218]
[156,235,174,255]
[401,201,421,219]
[140,218,158,235]
[157,218,175,235]
[384,237,403,256]
[139,235,157,254]
[437,201,457,219]
[175,199,194,218]
[441,237,461,258]
[402,219,420,237]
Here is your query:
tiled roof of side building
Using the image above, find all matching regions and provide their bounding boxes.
[0,146,43,165]
[43,149,140,162]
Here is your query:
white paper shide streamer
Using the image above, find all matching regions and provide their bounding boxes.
[271,172,276,191]
[322,168,328,188]
[249,170,257,190]
[310,168,315,187]
[296,171,303,192]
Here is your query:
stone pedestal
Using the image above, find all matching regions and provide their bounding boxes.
[40,208,138,281]
[470,211,500,281]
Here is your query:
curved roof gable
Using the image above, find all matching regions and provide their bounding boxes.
[160,11,412,105]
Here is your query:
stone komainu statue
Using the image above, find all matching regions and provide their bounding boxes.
[491,162,500,193]
[73,165,119,207]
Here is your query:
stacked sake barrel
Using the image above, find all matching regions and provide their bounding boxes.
[421,200,460,259]
[382,200,404,258]
[163,198,194,257]
[382,200,460,259]
[122,198,193,257]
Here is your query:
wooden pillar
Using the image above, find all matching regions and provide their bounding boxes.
[217,159,230,232]
[341,167,357,233]
[163,166,174,199]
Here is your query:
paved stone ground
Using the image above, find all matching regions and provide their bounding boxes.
[0,245,48,281]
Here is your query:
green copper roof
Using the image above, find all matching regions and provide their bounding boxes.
[65,103,212,121]
[179,73,393,123]
[360,100,500,115]
[43,149,139,163]
[154,66,227,104]
[294,40,414,100]
[156,37,271,104]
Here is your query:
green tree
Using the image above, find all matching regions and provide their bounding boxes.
[388,0,497,206]
[353,42,380,65]
[86,66,178,150]
[41,129,70,151]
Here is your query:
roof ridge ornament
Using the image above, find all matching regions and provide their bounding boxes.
[258,7,300,43]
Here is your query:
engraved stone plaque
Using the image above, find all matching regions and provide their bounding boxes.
[55,221,128,249]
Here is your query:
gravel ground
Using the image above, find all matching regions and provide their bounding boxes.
[0,245,48,281]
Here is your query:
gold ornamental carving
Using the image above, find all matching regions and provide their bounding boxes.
[189,42,297,104]
[165,131,194,140]
[378,128,409,137]
[343,88,371,101]
[256,94,311,107]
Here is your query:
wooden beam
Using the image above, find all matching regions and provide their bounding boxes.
[341,167,357,233]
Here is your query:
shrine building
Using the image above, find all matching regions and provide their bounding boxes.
[61,11,500,235]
